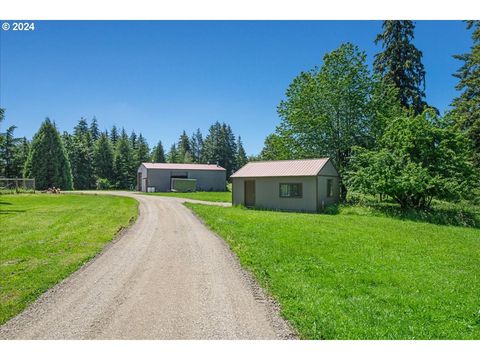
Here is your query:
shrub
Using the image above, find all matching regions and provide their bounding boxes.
[96,178,111,190]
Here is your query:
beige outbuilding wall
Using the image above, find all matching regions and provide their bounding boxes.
[232,161,340,213]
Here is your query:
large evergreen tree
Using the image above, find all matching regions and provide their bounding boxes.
[89,116,100,141]
[374,21,428,114]
[93,132,114,182]
[113,130,135,189]
[0,125,21,178]
[151,140,166,163]
[167,143,179,163]
[68,118,95,189]
[236,136,248,170]
[110,125,119,147]
[177,131,192,163]
[452,20,480,169]
[24,119,73,190]
[190,129,203,163]
[135,133,150,167]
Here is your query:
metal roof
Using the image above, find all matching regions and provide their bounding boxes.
[141,163,226,171]
[230,158,330,178]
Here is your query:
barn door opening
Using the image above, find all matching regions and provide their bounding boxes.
[244,180,255,207]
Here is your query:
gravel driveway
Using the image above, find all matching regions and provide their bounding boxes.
[0,192,294,339]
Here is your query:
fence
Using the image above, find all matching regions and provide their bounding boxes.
[0,178,36,194]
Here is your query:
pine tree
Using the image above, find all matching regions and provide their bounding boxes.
[89,116,100,141]
[374,21,429,114]
[12,137,30,178]
[113,131,135,189]
[24,118,73,190]
[190,129,203,163]
[110,125,119,147]
[129,131,138,152]
[167,143,179,163]
[0,125,20,177]
[151,140,166,163]
[177,131,192,163]
[236,136,248,170]
[93,132,114,182]
[452,21,480,169]
[69,118,95,189]
[135,133,150,167]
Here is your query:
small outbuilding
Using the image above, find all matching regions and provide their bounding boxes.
[230,158,339,212]
[137,163,226,192]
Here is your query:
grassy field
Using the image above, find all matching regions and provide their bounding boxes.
[186,203,480,339]
[0,194,138,325]
[145,190,232,203]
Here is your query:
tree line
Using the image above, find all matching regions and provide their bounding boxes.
[259,20,479,209]
[0,113,247,190]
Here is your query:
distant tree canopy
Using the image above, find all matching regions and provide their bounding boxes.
[24,119,73,190]
[374,20,430,114]
[165,122,244,177]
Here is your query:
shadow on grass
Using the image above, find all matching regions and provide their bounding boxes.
[341,200,480,229]
[0,200,26,215]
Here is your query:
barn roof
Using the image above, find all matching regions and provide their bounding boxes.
[230,158,331,178]
[141,163,226,171]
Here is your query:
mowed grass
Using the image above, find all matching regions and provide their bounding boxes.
[186,204,480,339]
[0,194,138,325]
[145,190,231,203]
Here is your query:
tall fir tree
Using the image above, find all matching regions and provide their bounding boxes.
[167,143,179,163]
[177,130,192,163]
[151,140,166,163]
[452,20,480,169]
[110,125,119,147]
[374,20,428,114]
[135,133,150,167]
[24,118,73,190]
[190,129,203,163]
[93,132,114,182]
[236,136,248,170]
[113,130,135,189]
[89,116,100,141]
[0,125,20,177]
[69,118,95,189]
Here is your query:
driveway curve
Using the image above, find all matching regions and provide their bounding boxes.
[0,191,294,339]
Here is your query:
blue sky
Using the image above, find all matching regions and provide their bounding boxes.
[0,21,473,155]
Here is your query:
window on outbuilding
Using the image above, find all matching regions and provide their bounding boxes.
[327,179,334,197]
[279,183,303,198]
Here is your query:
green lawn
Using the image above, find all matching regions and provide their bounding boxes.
[0,194,138,325]
[186,203,480,339]
[145,190,231,203]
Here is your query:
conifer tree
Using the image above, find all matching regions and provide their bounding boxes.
[151,140,166,163]
[110,125,119,147]
[89,116,100,141]
[190,129,203,163]
[236,136,248,170]
[167,143,179,163]
[452,20,480,169]
[374,21,429,114]
[93,132,114,182]
[177,131,192,163]
[68,118,95,189]
[135,133,150,167]
[113,130,135,189]
[24,118,73,190]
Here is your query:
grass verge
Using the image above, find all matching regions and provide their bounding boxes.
[0,193,138,325]
[145,190,231,203]
[186,203,480,339]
